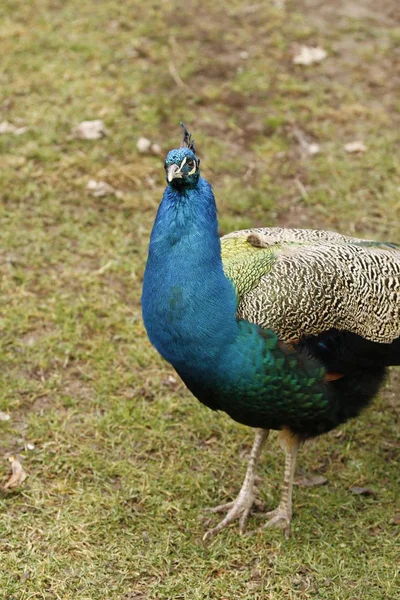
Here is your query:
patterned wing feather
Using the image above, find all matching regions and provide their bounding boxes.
[221,228,400,343]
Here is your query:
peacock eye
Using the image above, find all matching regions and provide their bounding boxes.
[188,160,195,169]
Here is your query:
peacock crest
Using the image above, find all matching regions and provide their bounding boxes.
[180,122,196,154]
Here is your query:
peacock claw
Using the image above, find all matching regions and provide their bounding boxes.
[202,429,270,541]
[259,506,292,539]
[203,501,235,514]
[202,492,257,540]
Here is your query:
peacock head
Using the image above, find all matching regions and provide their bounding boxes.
[164,123,201,189]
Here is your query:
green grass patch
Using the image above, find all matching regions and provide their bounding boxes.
[0,0,399,598]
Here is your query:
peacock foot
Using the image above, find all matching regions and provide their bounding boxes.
[259,505,292,539]
[202,487,264,540]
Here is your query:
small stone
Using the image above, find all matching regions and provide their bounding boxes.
[26,443,35,451]
[151,143,162,155]
[0,121,16,133]
[136,137,152,153]
[344,141,367,153]
[0,411,10,421]
[72,120,108,140]
[145,176,156,188]
[293,46,327,66]
[307,142,320,155]
[86,179,116,197]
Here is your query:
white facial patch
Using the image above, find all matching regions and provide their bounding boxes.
[176,156,196,177]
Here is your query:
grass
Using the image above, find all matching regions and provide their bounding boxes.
[0,0,399,598]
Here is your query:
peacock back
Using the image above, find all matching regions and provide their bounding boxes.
[221,228,400,344]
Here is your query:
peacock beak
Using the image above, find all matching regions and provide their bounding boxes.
[167,164,183,182]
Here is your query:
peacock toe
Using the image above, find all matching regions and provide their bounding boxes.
[259,506,292,539]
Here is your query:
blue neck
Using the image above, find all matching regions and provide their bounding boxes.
[142,178,238,373]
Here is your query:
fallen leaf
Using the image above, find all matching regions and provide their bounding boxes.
[382,439,400,449]
[0,411,10,421]
[0,121,28,135]
[108,20,120,31]
[95,260,115,274]
[86,179,116,197]
[163,375,178,387]
[21,569,31,583]
[293,46,327,66]
[292,128,320,156]
[3,456,27,490]
[350,486,377,497]
[295,475,328,487]
[344,141,367,153]
[392,514,400,525]
[142,531,150,543]
[72,119,108,140]
[204,436,218,446]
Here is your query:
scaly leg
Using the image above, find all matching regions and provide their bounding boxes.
[260,428,300,539]
[203,428,269,540]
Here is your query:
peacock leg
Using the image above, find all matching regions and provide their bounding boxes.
[203,428,269,540]
[260,428,300,539]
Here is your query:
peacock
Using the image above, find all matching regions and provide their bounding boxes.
[141,124,400,539]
